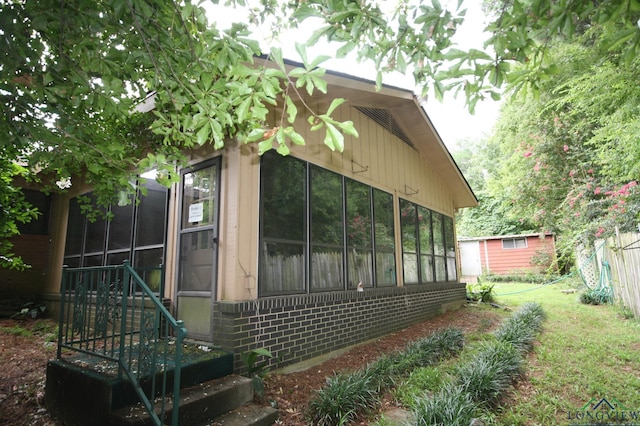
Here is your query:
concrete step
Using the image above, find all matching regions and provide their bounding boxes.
[111,375,270,426]
[203,402,279,426]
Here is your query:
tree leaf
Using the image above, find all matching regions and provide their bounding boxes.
[326,98,345,116]
[196,123,210,145]
[285,96,298,124]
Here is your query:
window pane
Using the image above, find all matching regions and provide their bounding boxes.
[375,252,396,286]
[435,257,446,282]
[83,254,103,267]
[447,256,458,281]
[400,200,416,252]
[65,198,84,256]
[311,246,343,290]
[420,255,434,283]
[403,253,418,284]
[347,249,373,288]
[135,248,164,292]
[84,203,106,254]
[135,248,164,268]
[418,207,432,255]
[178,230,213,292]
[346,179,372,248]
[432,212,444,256]
[516,238,527,248]
[260,242,305,293]
[261,152,305,241]
[444,215,455,258]
[107,251,130,266]
[311,167,343,245]
[108,202,133,251]
[373,189,395,252]
[182,164,218,229]
[63,257,81,268]
[19,190,50,235]
[136,179,168,247]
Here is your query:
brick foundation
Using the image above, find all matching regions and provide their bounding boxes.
[213,283,466,373]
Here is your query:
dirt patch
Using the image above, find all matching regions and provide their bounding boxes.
[0,305,504,426]
[0,318,60,426]
[262,306,503,425]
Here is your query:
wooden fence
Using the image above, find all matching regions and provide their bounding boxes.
[599,231,640,318]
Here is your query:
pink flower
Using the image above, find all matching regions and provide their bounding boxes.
[563,145,569,152]
[569,170,576,177]
[595,227,605,238]
[524,151,532,158]
[594,187,602,195]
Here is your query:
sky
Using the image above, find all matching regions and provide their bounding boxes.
[203,1,501,151]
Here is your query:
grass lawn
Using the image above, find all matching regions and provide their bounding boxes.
[491,280,640,425]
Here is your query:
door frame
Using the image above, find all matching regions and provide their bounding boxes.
[174,156,222,340]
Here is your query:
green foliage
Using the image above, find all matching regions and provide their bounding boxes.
[481,272,559,284]
[0,163,39,270]
[494,302,546,354]
[392,367,444,410]
[411,302,545,425]
[4,0,640,267]
[455,340,523,406]
[307,371,379,426]
[306,326,465,425]
[241,348,275,397]
[0,325,32,337]
[466,282,495,303]
[412,383,478,426]
[579,289,612,305]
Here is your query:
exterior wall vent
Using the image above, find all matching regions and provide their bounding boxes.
[354,106,414,148]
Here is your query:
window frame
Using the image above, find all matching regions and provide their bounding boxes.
[502,237,528,249]
[62,176,169,275]
[399,198,457,284]
[258,152,397,296]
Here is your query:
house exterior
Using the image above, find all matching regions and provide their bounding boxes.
[458,233,557,279]
[6,64,478,371]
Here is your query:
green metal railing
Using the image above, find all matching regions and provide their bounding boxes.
[57,261,186,426]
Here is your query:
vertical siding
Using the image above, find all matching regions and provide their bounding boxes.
[485,236,555,275]
[205,102,461,301]
[287,106,454,216]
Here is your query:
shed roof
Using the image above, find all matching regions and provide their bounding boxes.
[458,232,555,242]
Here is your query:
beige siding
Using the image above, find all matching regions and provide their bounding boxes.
[214,103,460,299]
[284,105,455,217]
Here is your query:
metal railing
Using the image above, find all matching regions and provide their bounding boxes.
[57,261,186,426]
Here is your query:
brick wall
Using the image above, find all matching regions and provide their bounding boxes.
[213,283,466,373]
[2,234,51,299]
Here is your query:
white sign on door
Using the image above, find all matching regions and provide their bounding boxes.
[188,202,204,223]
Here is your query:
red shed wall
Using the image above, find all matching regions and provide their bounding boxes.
[480,236,555,275]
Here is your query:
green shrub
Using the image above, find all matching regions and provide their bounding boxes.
[307,326,465,425]
[307,371,379,426]
[480,273,560,284]
[413,383,478,426]
[456,341,523,405]
[494,302,545,354]
[403,326,465,369]
[579,289,612,305]
[393,367,444,409]
[241,348,275,397]
[466,282,495,302]
[0,325,31,337]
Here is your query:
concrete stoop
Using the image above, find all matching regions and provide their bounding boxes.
[110,375,278,426]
